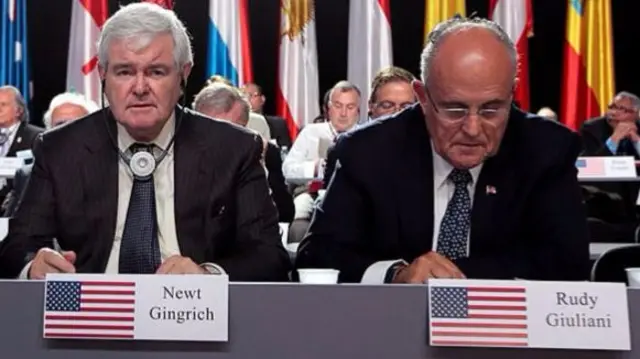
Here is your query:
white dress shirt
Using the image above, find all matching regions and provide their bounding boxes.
[0,121,21,157]
[106,116,180,273]
[361,149,483,284]
[247,113,271,141]
[282,122,338,180]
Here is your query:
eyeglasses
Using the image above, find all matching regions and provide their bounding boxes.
[374,100,415,113]
[425,87,511,122]
[608,103,636,114]
[329,101,359,112]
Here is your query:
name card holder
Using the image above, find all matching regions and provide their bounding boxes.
[428,279,630,351]
[43,273,229,342]
[576,156,636,179]
[0,157,24,178]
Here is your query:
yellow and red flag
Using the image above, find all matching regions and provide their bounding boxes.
[561,0,615,130]
[424,0,466,44]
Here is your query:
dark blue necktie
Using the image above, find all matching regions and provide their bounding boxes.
[436,169,472,260]
[118,143,161,274]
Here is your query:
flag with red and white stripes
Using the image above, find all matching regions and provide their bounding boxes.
[489,0,533,111]
[44,280,136,340]
[430,284,528,347]
[347,0,392,120]
[276,0,320,141]
[66,0,108,105]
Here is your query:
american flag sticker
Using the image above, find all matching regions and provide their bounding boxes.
[429,281,528,347]
[43,279,136,340]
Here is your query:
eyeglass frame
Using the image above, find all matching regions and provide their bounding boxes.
[423,86,513,123]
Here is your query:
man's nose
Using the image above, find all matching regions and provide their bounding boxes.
[133,75,149,95]
[462,114,481,137]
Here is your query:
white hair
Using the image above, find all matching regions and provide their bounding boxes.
[193,83,250,124]
[420,16,518,85]
[43,93,99,129]
[97,2,193,71]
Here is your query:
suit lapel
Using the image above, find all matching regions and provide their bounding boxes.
[173,109,208,263]
[469,118,517,254]
[81,114,119,272]
[6,122,26,156]
[397,109,435,258]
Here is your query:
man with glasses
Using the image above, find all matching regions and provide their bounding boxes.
[368,66,416,120]
[295,16,589,283]
[580,92,640,242]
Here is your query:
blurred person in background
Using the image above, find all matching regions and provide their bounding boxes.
[193,82,294,223]
[2,92,98,217]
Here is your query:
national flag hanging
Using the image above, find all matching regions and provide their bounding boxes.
[141,0,174,8]
[489,0,533,111]
[276,0,320,141]
[66,0,108,106]
[347,0,392,121]
[429,284,528,347]
[43,280,136,340]
[561,0,615,130]
[206,0,253,86]
[424,0,466,44]
[0,0,31,103]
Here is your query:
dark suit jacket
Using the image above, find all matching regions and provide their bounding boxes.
[1,164,32,217]
[265,142,294,222]
[0,122,43,207]
[0,108,290,280]
[6,122,42,156]
[580,116,640,224]
[295,105,590,282]
[265,115,292,149]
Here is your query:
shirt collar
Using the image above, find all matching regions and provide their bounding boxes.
[117,112,175,152]
[2,121,20,134]
[432,143,483,189]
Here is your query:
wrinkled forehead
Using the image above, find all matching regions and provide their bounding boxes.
[106,34,176,68]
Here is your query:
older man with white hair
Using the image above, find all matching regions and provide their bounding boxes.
[43,92,99,129]
[0,2,289,281]
[1,92,98,217]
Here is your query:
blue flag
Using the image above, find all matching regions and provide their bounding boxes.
[0,0,30,104]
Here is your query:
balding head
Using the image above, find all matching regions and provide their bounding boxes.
[413,17,516,170]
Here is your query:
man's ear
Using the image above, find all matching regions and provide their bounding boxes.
[412,80,429,114]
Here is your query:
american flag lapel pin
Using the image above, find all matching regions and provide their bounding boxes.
[486,185,497,195]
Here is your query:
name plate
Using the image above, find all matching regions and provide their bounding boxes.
[0,157,24,177]
[428,279,630,350]
[576,156,636,178]
[43,273,229,342]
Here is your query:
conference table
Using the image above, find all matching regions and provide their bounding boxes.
[0,280,637,358]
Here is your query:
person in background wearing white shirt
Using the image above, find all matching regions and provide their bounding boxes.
[282,81,361,242]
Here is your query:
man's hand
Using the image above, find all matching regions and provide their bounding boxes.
[392,252,465,283]
[611,121,637,143]
[155,255,208,275]
[29,248,76,279]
